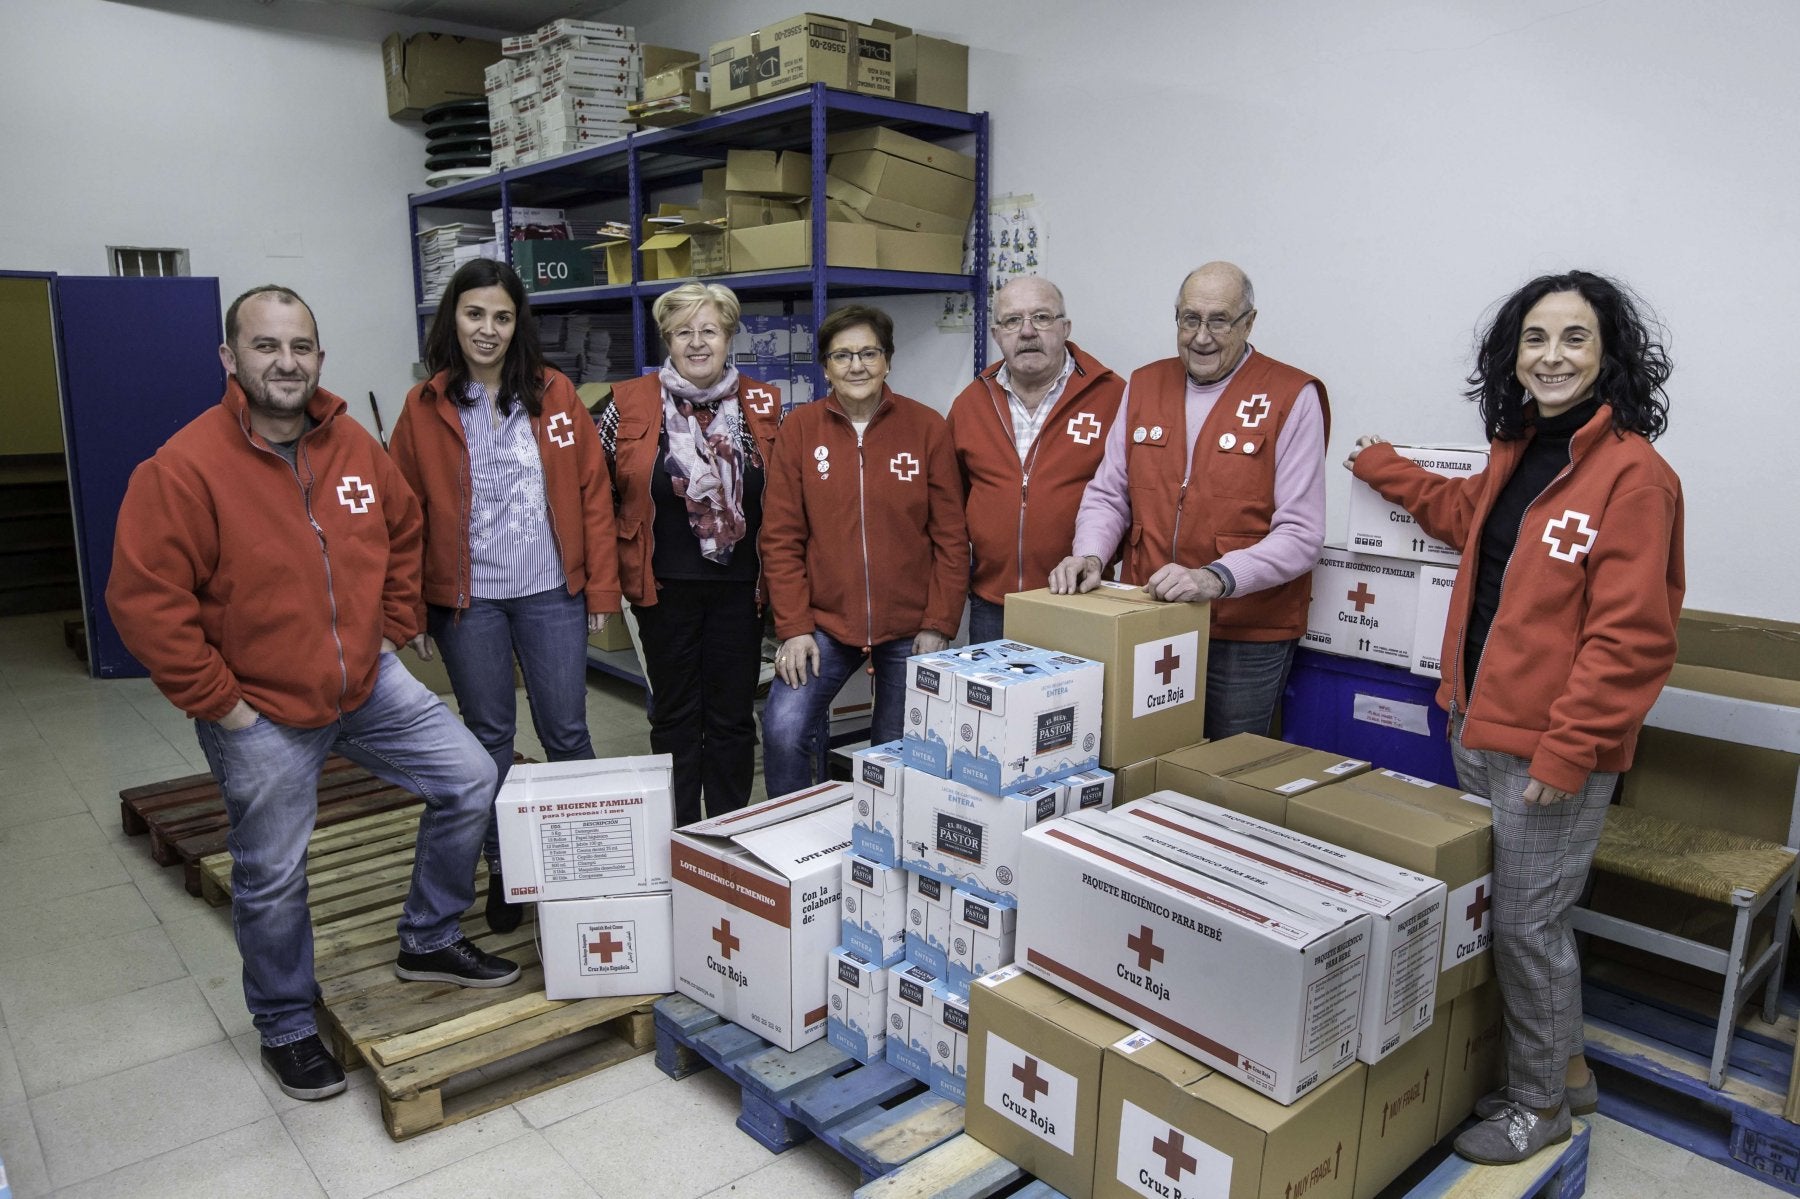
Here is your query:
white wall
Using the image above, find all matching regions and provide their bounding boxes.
[619,0,1800,620]
[5,0,1795,617]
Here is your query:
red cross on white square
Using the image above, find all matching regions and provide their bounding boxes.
[1012,1055,1051,1102]
[712,918,742,959]
[1067,412,1102,445]
[547,412,575,448]
[1152,1127,1199,1181]
[1541,510,1597,562]
[1126,924,1165,972]
[336,475,374,514]
[1236,393,1271,428]
[890,452,920,482]
[1347,582,1376,612]
[745,385,776,415]
[588,931,625,963]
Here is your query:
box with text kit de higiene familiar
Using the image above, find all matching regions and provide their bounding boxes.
[669,781,853,1051]
[494,755,674,903]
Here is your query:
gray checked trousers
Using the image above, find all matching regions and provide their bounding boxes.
[1451,717,1615,1108]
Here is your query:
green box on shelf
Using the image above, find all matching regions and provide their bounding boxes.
[514,240,593,293]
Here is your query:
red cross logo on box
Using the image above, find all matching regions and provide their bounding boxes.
[547,412,575,448]
[1152,1127,1198,1181]
[336,476,375,514]
[1067,412,1102,445]
[1153,645,1181,686]
[890,452,920,482]
[1541,510,1597,563]
[1012,1055,1051,1102]
[712,918,742,959]
[1465,883,1491,931]
[1347,582,1376,612]
[1127,924,1165,972]
[744,385,777,416]
[1236,393,1271,428]
[588,931,625,963]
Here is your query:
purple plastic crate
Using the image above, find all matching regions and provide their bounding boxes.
[1280,648,1458,787]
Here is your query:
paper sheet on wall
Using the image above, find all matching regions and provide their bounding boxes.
[935,192,1048,331]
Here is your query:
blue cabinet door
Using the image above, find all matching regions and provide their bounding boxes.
[55,275,223,677]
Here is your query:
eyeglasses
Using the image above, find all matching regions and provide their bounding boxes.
[994,311,1066,333]
[1177,309,1253,337]
[825,347,886,367]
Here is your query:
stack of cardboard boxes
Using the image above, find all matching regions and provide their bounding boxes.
[707,12,896,110]
[492,756,678,1000]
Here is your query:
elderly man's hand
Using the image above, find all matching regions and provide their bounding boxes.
[1144,564,1224,604]
[1048,554,1103,595]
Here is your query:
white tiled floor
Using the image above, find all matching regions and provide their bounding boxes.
[0,610,1781,1197]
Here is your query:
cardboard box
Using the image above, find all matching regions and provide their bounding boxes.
[850,741,907,865]
[725,149,813,198]
[841,852,907,965]
[1059,767,1116,814]
[947,888,1017,991]
[1410,565,1457,679]
[1433,980,1504,1142]
[886,959,941,1080]
[966,965,1134,1199]
[632,92,713,128]
[825,126,976,179]
[1303,549,1421,669]
[1005,586,1212,770]
[1016,817,1372,1104]
[707,13,895,110]
[513,239,593,293]
[1117,757,1160,804]
[903,641,1043,775]
[638,221,727,278]
[901,766,1062,902]
[870,23,969,110]
[1285,771,1494,1004]
[875,227,964,274]
[589,618,632,653]
[383,32,500,120]
[1101,798,1446,1064]
[494,756,674,902]
[1353,1008,1451,1199]
[827,945,888,1062]
[829,148,976,219]
[929,986,971,1103]
[642,62,706,102]
[669,781,854,1050]
[905,869,954,976]
[1152,734,1371,826]
[951,651,1104,795]
[1346,446,1488,564]
[1097,1036,1365,1199]
[824,174,969,234]
[727,220,879,271]
[725,195,804,230]
[537,892,674,1000]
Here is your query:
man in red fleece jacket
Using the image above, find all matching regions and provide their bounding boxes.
[107,286,519,1104]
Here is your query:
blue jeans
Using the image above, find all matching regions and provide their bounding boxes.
[762,633,910,798]
[1204,637,1298,742]
[967,594,1006,645]
[428,587,595,868]
[194,652,496,1046]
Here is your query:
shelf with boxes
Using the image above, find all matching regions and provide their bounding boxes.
[406,84,990,388]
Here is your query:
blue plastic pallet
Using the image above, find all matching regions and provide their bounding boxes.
[653,995,966,1182]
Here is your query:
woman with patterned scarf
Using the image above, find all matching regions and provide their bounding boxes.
[597,282,782,825]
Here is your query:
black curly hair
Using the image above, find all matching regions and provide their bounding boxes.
[1465,270,1671,442]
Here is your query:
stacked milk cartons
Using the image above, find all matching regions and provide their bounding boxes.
[493,756,677,1000]
[496,18,640,165]
[836,640,1110,1102]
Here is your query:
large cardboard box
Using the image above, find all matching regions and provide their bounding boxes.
[669,782,854,1050]
[825,126,976,179]
[966,966,1134,1199]
[1097,1038,1365,1199]
[725,149,813,197]
[875,227,964,274]
[495,756,674,902]
[1286,771,1494,1004]
[1433,980,1505,1142]
[1005,585,1211,769]
[951,652,1104,795]
[1016,817,1372,1104]
[707,13,894,110]
[825,175,968,234]
[1303,549,1420,669]
[901,766,1061,902]
[1151,734,1371,826]
[1346,446,1488,564]
[728,220,879,271]
[537,892,674,1000]
[868,22,969,110]
[383,32,500,119]
[829,148,976,219]
[1352,1006,1451,1198]
[1102,799,1446,1064]
[1410,565,1458,679]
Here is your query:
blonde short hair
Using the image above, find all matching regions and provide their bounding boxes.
[653,281,742,341]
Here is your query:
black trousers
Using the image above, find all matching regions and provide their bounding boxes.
[630,578,761,826]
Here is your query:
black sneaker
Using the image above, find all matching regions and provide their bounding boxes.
[486,872,524,934]
[395,937,522,987]
[260,1034,347,1101]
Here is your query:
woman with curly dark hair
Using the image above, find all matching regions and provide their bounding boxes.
[1346,270,1684,1165]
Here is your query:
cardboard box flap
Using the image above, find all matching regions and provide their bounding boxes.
[1675,610,1800,681]
[730,801,852,878]
[1668,662,1800,707]
[683,781,852,837]
[824,126,977,179]
[1114,1032,1213,1089]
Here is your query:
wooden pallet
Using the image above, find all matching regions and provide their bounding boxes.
[120,756,425,896]
[205,804,662,1140]
[653,994,964,1182]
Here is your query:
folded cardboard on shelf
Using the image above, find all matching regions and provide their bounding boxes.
[824,175,969,234]
[824,126,976,178]
[727,218,879,271]
[828,148,976,219]
[725,148,813,197]
[638,220,727,278]
[874,227,964,274]
[384,32,501,119]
